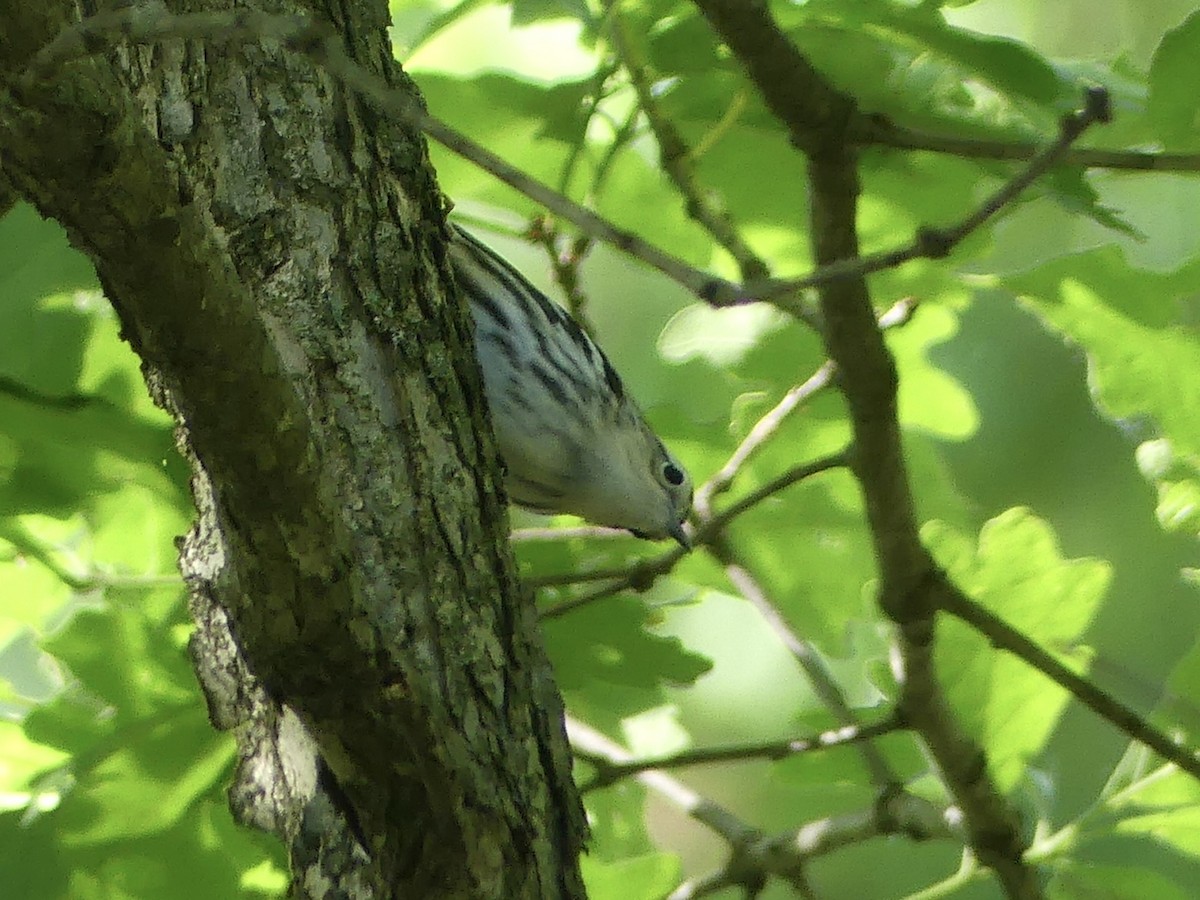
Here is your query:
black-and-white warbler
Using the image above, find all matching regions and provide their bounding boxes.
[449,225,692,548]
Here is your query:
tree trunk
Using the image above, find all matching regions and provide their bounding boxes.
[0,1,587,896]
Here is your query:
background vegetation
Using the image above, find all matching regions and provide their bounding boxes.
[3,0,1199,897]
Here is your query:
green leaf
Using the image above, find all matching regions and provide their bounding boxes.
[391,0,492,58]
[1148,10,1200,149]
[54,712,235,846]
[0,808,70,899]
[928,510,1110,790]
[1166,605,1200,714]
[1006,248,1200,462]
[645,8,726,77]
[0,208,189,527]
[1050,862,1194,900]
[511,0,591,26]
[890,302,979,440]
[416,73,592,214]
[1105,767,1200,857]
[581,851,682,900]
[870,3,1068,109]
[775,0,1069,118]
[0,518,77,636]
[45,602,193,710]
[543,594,712,695]
[580,779,654,860]
[0,720,69,797]
[0,206,99,376]
[407,4,597,82]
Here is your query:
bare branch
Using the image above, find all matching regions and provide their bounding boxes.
[568,718,760,847]
[770,786,958,861]
[892,601,1039,897]
[696,450,851,540]
[580,714,902,791]
[509,524,632,543]
[528,217,597,332]
[666,870,745,900]
[862,118,1200,172]
[1,518,181,593]
[694,362,835,519]
[527,561,652,591]
[29,7,1137,339]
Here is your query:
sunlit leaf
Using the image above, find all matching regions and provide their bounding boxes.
[928,510,1110,790]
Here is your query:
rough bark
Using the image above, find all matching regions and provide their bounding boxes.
[0,1,587,896]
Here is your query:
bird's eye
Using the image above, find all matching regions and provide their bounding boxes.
[662,462,685,486]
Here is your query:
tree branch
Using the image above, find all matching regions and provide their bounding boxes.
[709,537,899,786]
[6,2,587,894]
[537,451,848,617]
[938,585,1200,783]
[695,295,917,518]
[693,361,836,519]
[27,4,1135,336]
[579,714,902,791]
[690,2,1043,896]
[722,88,1112,306]
[569,718,949,898]
[21,4,742,307]
[861,117,1200,172]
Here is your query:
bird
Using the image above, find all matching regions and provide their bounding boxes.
[447,225,692,548]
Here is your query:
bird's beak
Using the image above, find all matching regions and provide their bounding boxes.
[668,520,691,551]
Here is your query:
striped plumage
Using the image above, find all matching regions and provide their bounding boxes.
[448,225,692,547]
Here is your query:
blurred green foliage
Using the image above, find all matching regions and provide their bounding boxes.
[3,0,1200,897]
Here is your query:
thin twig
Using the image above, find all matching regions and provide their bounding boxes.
[862,118,1200,172]
[1,522,182,593]
[509,524,632,543]
[691,89,751,162]
[528,217,597,330]
[570,718,935,900]
[537,451,848,617]
[694,362,835,519]
[715,88,1114,306]
[537,553,684,618]
[693,297,915,519]
[28,9,1132,332]
[939,585,1200,784]
[605,0,770,283]
[555,57,621,196]
[527,561,651,590]
[764,787,957,863]
[580,714,902,791]
[0,375,119,411]
[928,89,1112,248]
[710,537,899,787]
[568,717,761,846]
[696,449,851,540]
[666,871,743,900]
